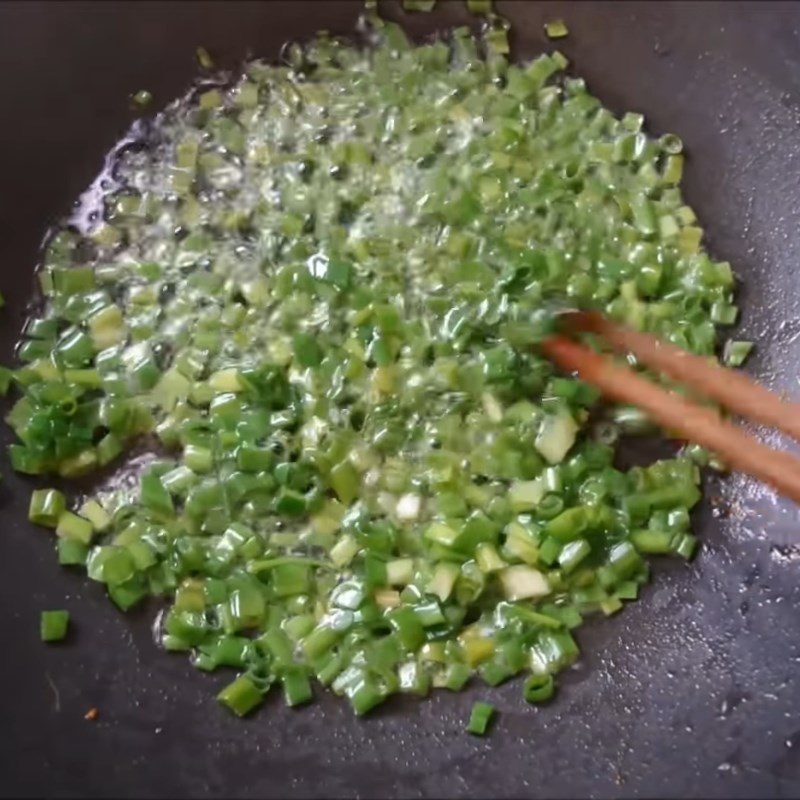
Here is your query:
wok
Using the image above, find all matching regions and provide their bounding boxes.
[1,1,800,797]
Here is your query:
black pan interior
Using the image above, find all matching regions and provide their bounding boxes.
[2,2,800,798]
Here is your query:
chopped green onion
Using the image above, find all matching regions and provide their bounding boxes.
[723,340,753,367]
[6,9,724,728]
[132,89,153,108]
[217,674,264,716]
[535,411,578,464]
[41,610,70,642]
[659,133,683,154]
[55,511,94,545]
[499,566,550,600]
[282,669,313,707]
[29,489,66,528]
[466,701,496,735]
[57,538,89,566]
[196,46,214,69]
[523,672,555,703]
[544,19,569,39]
[466,0,492,14]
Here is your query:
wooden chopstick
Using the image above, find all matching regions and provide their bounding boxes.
[541,334,800,505]
[559,310,800,443]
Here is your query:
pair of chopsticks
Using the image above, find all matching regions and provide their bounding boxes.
[541,310,800,505]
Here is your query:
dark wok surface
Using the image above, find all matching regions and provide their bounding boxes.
[2,2,800,797]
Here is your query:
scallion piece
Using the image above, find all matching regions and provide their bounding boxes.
[132,89,153,108]
[466,701,496,735]
[196,46,214,69]
[544,19,569,39]
[466,0,492,14]
[217,674,265,717]
[723,340,753,367]
[29,489,66,528]
[41,610,70,642]
[55,511,94,545]
[523,673,555,703]
[282,669,313,707]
